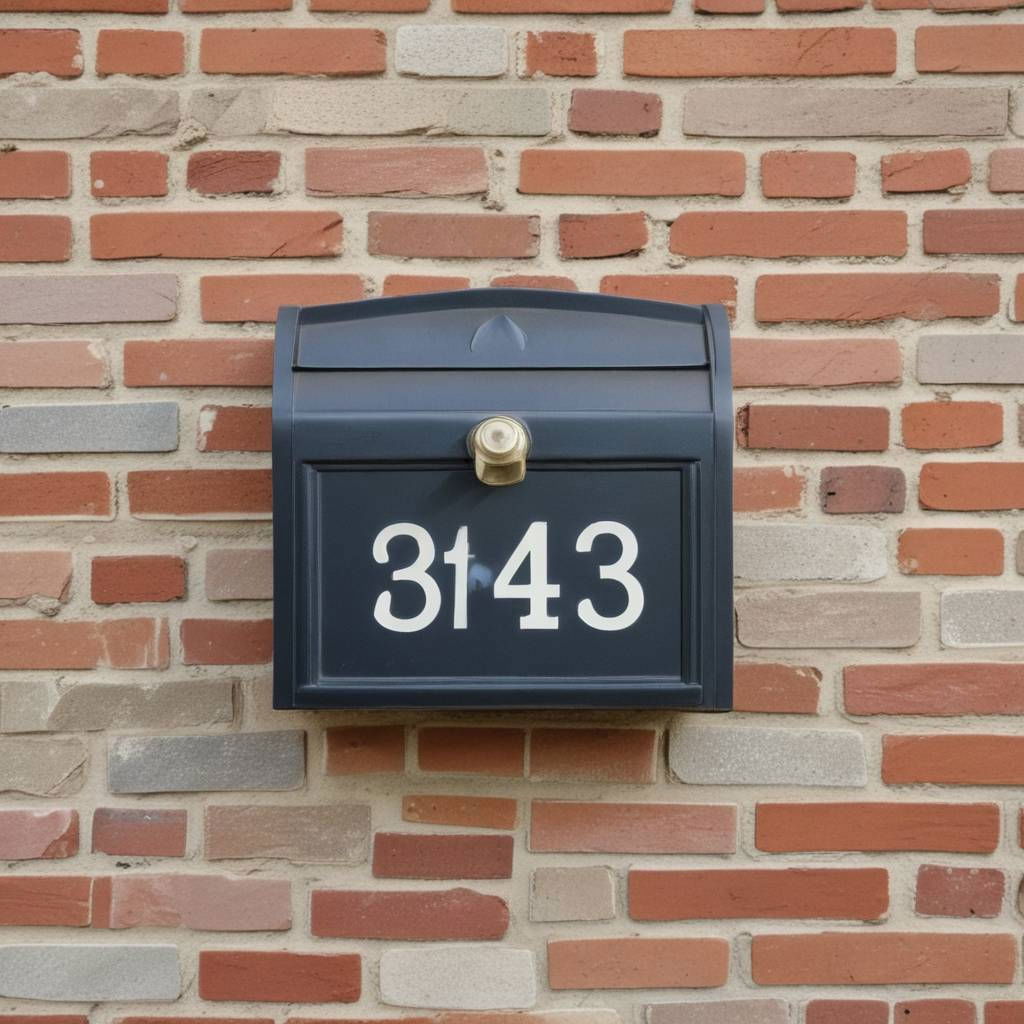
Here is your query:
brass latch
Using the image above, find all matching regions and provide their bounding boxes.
[468,415,530,487]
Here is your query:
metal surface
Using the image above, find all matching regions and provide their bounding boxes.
[273,288,733,710]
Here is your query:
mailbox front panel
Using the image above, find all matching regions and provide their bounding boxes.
[273,289,731,710]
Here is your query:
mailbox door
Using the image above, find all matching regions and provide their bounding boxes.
[273,290,731,710]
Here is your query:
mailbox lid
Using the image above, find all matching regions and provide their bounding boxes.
[290,289,712,371]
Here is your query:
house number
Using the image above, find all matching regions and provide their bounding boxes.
[372,521,644,634]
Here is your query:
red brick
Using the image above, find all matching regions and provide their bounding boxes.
[92,212,341,260]
[629,867,888,920]
[756,802,1000,853]
[128,469,270,518]
[0,618,168,670]
[524,32,597,77]
[821,466,905,515]
[455,0,670,11]
[0,472,110,518]
[0,151,70,199]
[0,30,81,77]
[916,865,1004,919]
[418,727,525,777]
[761,151,856,199]
[368,212,538,259]
[987,1006,1024,1024]
[897,529,1003,576]
[188,151,280,195]
[311,888,508,940]
[756,273,999,323]
[673,210,904,259]
[1013,275,1023,322]
[92,555,185,604]
[184,0,289,9]
[0,341,105,388]
[520,150,744,196]
[925,210,1024,255]
[752,932,1015,985]
[903,401,1002,450]
[601,275,737,316]
[625,28,895,77]
[740,404,889,452]
[0,810,78,860]
[845,663,1024,716]
[734,338,900,388]
[548,937,729,989]
[989,149,1024,193]
[91,151,168,198]
[308,147,487,199]
[0,877,91,927]
[806,1003,887,1024]
[920,463,1024,511]
[402,795,517,830]
[326,725,406,774]
[0,551,71,604]
[559,212,648,259]
[779,0,864,10]
[309,0,424,11]
[734,467,805,513]
[181,618,272,665]
[492,274,578,290]
[734,663,820,713]
[124,339,273,388]
[896,1002,975,1024]
[531,801,736,854]
[568,89,662,137]
[96,30,183,76]
[882,149,971,193]
[884,734,1024,785]
[372,833,513,879]
[201,275,365,322]
[0,216,71,263]
[201,29,384,75]
[92,808,187,857]
[530,728,656,783]
[383,275,471,296]
[696,0,765,11]
[199,952,360,1003]
[198,406,271,452]
[917,25,1024,72]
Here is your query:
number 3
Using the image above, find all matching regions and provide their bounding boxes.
[575,521,644,631]
[372,523,442,633]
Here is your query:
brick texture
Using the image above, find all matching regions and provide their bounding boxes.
[0,2,1022,1019]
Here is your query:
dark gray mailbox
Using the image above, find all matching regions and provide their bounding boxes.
[272,289,732,710]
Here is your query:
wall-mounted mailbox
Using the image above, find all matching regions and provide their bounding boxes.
[273,289,732,710]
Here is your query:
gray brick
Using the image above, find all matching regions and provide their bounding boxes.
[0,403,178,454]
[669,724,867,787]
[531,866,615,922]
[0,945,179,1001]
[735,524,886,582]
[649,1001,789,1024]
[396,27,507,78]
[187,88,270,138]
[918,334,1024,384]
[108,730,304,793]
[736,590,921,648]
[684,87,1007,138]
[941,590,1024,647]
[205,803,370,863]
[267,84,550,137]
[0,275,177,325]
[206,548,273,601]
[381,946,536,1009]
[0,679,234,733]
[0,736,86,796]
[0,88,179,140]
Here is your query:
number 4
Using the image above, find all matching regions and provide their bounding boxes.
[493,521,560,629]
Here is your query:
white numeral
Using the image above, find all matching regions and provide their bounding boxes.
[443,525,470,630]
[575,521,644,631]
[493,521,560,629]
[372,523,441,633]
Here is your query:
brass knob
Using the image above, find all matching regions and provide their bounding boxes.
[468,415,530,487]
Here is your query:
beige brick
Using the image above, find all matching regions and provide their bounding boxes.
[531,866,616,922]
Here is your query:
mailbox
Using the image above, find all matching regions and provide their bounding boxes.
[272,289,732,710]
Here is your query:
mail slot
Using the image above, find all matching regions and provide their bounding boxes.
[272,289,732,710]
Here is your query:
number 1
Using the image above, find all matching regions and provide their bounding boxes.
[443,525,470,630]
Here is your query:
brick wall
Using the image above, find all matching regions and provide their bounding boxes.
[0,0,1023,1019]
